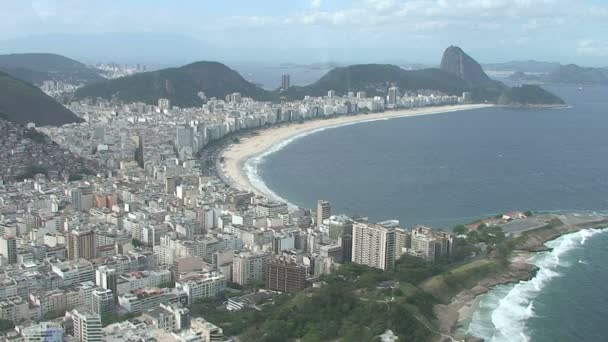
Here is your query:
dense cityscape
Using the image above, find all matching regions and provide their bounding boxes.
[0,71,476,342]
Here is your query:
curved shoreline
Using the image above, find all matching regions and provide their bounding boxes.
[435,213,608,342]
[219,104,493,200]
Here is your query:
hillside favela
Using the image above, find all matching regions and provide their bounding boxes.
[1,1,608,342]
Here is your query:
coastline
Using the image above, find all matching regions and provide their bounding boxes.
[435,213,608,342]
[219,104,493,199]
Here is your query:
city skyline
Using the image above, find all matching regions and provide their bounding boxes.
[1,0,608,65]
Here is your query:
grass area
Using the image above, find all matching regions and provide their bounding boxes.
[420,259,506,303]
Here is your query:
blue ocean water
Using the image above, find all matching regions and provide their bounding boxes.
[254,84,608,341]
[257,85,608,228]
[464,228,608,341]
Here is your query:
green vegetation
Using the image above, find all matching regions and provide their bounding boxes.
[16,165,48,181]
[0,319,14,332]
[158,281,176,288]
[279,64,493,101]
[102,313,139,327]
[498,85,565,106]
[131,239,146,248]
[23,128,47,143]
[0,53,103,85]
[192,261,447,341]
[75,61,274,107]
[0,70,82,126]
[421,259,506,302]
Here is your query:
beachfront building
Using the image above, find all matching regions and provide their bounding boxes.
[410,226,456,261]
[351,222,396,270]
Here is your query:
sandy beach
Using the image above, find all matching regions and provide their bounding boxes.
[219,104,493,197]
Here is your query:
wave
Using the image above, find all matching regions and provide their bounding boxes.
[242,107,469,206]
[466,228,607,342]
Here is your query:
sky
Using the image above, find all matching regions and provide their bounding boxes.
[1,0,608,66]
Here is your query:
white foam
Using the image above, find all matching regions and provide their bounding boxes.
[467,228,607,342]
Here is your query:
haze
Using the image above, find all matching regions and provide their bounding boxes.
[1,0,608,66]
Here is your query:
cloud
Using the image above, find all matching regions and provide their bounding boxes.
[577,39,608,57]
[311,0,322,9]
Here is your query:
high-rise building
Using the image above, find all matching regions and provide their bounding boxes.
[91,288,114,316]
[281,74,291,90]
[96,267,117,297]
[175,125,194,150]
[68,230,96,260]
[356,91,367,99]
[387,87,399,107]
[410,226,455,261]
[191,317,223,342]
[70,309,103,342]
[266,256,307,293]
[232,251,271,286]
[158,98,171,111]
[327,90,336,99]
[71,187,94,212]
[351,222,396,270]
[0,236,17,265]
[316,200,331,227]
[394,228,411,259]
[133,135,145,168]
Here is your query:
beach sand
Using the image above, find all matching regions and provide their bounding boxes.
[220,104,493,197]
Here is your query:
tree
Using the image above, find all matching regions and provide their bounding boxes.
[452,225,467,235]
[0,319,14,332]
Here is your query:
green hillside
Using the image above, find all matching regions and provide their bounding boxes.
[75,61,274,106]
[277,64,499,101]
[0,70,82,126]
[0,53,103,85]
[498,85,565,106]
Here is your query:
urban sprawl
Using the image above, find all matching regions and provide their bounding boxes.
[0,75,470,341]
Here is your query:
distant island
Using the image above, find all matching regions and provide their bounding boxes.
[507,63,608,86]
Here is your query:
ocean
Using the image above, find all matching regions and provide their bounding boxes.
[250,84,608,341]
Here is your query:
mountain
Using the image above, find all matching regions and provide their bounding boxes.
[440,46,494,86]
[484,60,561,73]
[278,64,476,100]
[439,46,507,100]
[74,61,274,107]
[0,53,103,85]
[508,64,608,85]
[545,64,608,85]
[0,70,82,126]
[497,85,565,106]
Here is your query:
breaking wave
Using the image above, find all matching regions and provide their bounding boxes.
[466,228,607,342]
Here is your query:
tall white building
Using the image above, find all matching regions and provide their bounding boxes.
[316,200,331,228]
[351,222,396,270]
[176,272,226,304]
[387,87,399,107]
[70,309,103,342]
[410,226,455,261]
[0,236,17,265]
[232,251,271,286]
